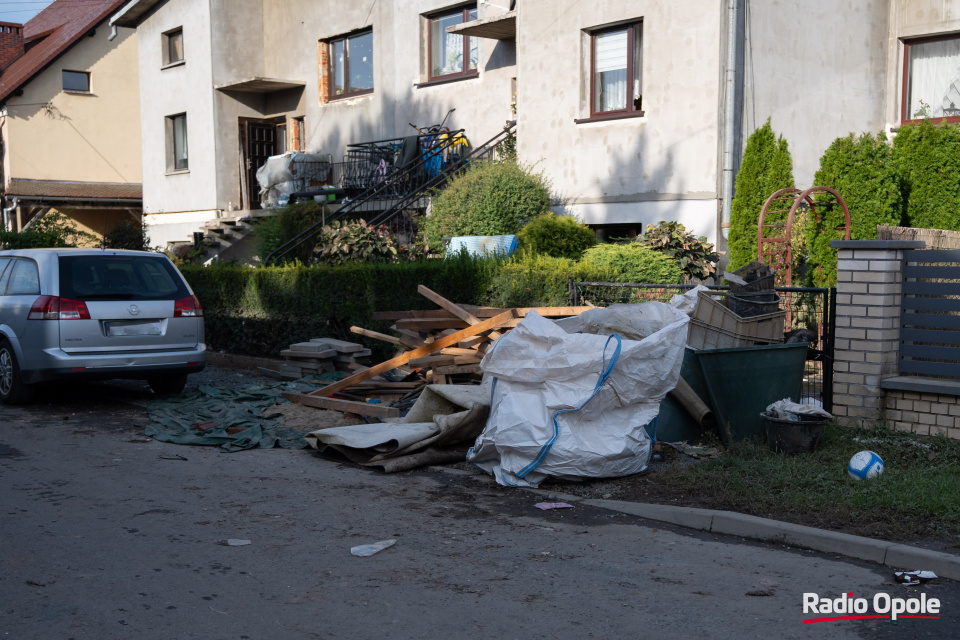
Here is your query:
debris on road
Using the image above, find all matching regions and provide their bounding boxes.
[894,570,938,586]
[350,539,396,557]
[224,539,251,546]
[534,502,575,510]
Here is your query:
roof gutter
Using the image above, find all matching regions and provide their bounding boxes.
[720,0,740,240]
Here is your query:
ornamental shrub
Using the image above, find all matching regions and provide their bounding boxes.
[421,160,551,249]
[253,201,327,264]
[516,212,596,260]
[0,211,97,249]
[104,219,149,251]
[314,220,397,265]
[639,220,718,281]
[486,254,585,308]
[578,243,683,284]
[892,118,960,231]
[805,132,904,287]
[728,119,795,269]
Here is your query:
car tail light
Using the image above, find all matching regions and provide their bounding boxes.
[28,296,91,321]
[174,295,203,318]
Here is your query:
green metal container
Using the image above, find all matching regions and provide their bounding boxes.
[695,343,808,446]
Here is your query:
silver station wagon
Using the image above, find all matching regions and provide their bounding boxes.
[0,248,205,404]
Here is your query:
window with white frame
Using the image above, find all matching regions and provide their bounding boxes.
[588,21,642,118]
[62,70,90,93]
[903,34,960,121]
[427,5,478,80]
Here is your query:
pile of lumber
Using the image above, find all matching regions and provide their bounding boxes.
[260,338,372,380]
[282,285,591,417]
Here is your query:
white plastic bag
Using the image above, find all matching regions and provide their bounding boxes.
[468,305,689,487]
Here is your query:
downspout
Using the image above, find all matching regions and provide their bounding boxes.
[3,197,17,232]
[720,0,739,240]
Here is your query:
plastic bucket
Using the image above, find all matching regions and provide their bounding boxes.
[762,412,828,455]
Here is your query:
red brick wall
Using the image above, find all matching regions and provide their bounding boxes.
[0,22,24,71]
[318,40,330,105]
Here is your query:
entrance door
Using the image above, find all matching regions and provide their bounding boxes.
[244,121,276,209]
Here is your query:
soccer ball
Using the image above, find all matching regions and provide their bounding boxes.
[848,450,884,480]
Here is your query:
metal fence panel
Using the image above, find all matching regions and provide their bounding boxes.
[899,249,960,379]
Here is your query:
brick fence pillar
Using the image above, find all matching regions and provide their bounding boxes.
[829,240,925,426]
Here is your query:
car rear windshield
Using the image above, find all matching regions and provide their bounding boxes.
[58,254,191,301]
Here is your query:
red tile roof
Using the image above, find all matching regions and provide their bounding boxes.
[7,178,142,201]
[0,0,129,103]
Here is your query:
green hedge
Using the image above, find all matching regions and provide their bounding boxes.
[892,118,960,231]
[806,132,904,287]
[728,119,795,269]
[180,253,498,359]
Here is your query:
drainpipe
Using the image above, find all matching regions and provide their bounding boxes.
[2,197,16,232]
[720,0,739,240]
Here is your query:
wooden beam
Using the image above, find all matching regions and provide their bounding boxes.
[279,392,401,418]
[300,309,516,398]
[396,316,533,331]
[418,285,502,340]
[433,363,482,375]
[350,325,403,347]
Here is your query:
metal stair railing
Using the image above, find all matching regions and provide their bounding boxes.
[265,128,471,265]
[365,123,516,230]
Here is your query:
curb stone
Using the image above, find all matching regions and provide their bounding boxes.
[429,466,960,581]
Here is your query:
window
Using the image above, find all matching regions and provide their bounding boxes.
[163,28,184,66]
[276,123,288,154]
[62,70,90,93]
[6,260,40,296]
[428,5,478,80]
[166,113,188,172]
[589,22,642,118]
[293,116,305,151]
[327,30,374,98]
[903,34,960,122]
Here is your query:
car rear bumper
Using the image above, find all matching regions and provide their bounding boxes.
[20,345,206,384]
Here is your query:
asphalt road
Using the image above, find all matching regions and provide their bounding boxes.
[1,377,957,639]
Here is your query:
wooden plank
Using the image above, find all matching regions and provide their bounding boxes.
[373,305,593,321]
[459,335,491,349]
[434,363,482,375]
[396,317,525,331]
[391,327,426,349]
[474,306,592,318]
[418,285,503,340]
[279,392,401,418]
[349,381,424,389]
[440,347,482,357]
[350,326,404,347]
[409,355,456,367]
[301,309,516,398]
[373,309,460,321]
